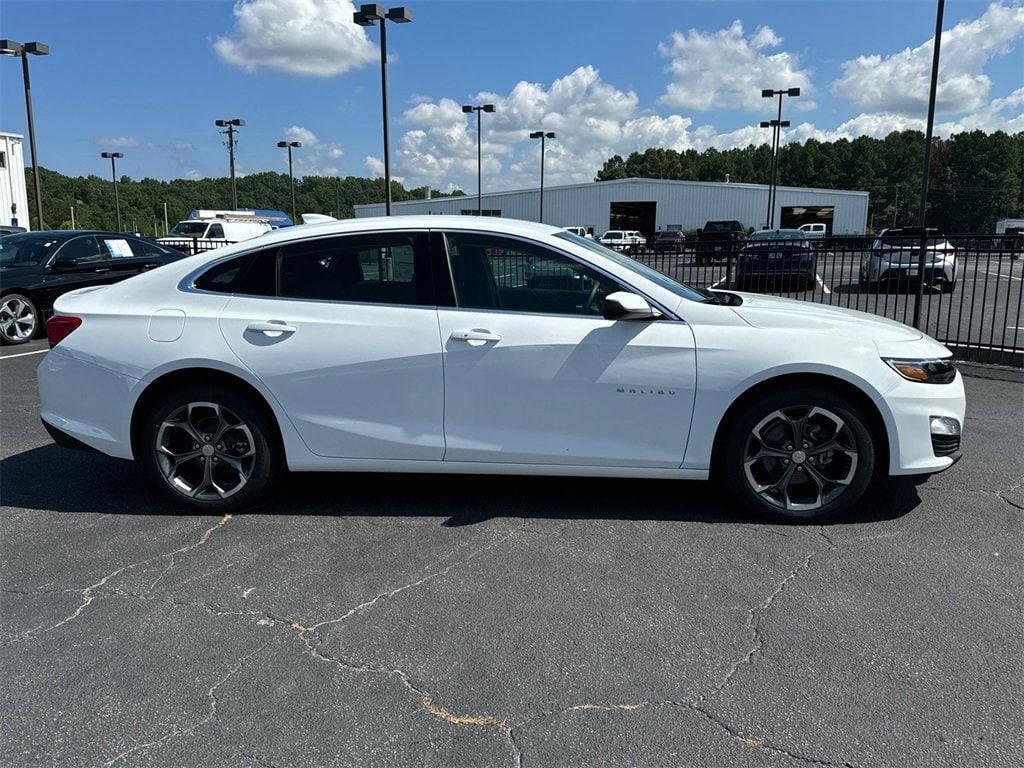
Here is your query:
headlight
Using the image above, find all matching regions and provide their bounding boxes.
[883,357,957,384]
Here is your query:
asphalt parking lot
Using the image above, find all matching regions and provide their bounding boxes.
[1,346,1022,767]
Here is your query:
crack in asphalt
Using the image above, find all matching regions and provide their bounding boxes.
[101,638,274,767]
[2,515,233,645]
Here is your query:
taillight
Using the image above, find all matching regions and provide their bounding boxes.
[46,315,82,348]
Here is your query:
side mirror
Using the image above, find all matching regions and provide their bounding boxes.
[603,291,658,321]
[52,256,79,271]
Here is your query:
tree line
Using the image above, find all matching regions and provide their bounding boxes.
[595,129,1023,233]
[23,167,460,235]
[20,129,1022,234]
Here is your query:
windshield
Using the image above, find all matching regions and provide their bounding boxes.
[554,231,708,303]
[880,236,947,246]
[0,234,61,267]
[749,230,806,241]
[704,221,741,233]
[168,222,209,237]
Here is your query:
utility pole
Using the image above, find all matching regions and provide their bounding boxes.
[163,202,169,234]
[760,87,800,228]
[101,151,124,231]
[215,118,244,209]
[462,103,495,215]
[529,131,556,223]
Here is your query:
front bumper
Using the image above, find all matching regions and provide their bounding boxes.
[880,371,966,476]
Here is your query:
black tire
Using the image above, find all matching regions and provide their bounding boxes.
[142,384,282,512]
[720,387,876,523]
[941,279,956,294]
[0,293,40,345]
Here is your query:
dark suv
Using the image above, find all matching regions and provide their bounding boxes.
[695,220,746,264]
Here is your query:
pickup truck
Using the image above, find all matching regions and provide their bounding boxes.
[694,220,746,264]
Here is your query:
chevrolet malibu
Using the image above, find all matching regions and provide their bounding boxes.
[37,216,965,522]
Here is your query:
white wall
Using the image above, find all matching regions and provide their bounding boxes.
[354,178,870,235]
[0,132,30,231]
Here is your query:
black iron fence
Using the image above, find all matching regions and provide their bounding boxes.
[627,233,1023,367]
[157,238,237,256]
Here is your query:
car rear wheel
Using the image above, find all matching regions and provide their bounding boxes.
[721,388,876,523]
[0,293,39,345]
[142,385,282,512]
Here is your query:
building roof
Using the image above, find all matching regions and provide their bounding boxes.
[355,176,869,212]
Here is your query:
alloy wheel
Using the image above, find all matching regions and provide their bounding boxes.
[0,297,37,342]
[155,402,256,500]
[743,406,859,512]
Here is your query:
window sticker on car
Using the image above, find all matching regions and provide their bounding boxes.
[104,239,134,259]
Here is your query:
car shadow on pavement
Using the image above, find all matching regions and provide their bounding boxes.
[2,443,923,527]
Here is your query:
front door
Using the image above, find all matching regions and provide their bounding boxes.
[219,231,445,460]
[436,231,696,467]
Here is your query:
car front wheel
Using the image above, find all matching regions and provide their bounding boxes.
[0,293,39,345]
[142,385,282,512]
[721,388,876,522]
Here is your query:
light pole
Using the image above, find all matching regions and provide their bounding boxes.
[462,103,495,215]
[759,117,789,228]
[277,140,301,225]
[913,0,945,329]
[215,118,244,210]
[100,151,124,231]
[760,87,800,228]
[1,40,49,230]
[529,131,556,223]
[354,4,413,216]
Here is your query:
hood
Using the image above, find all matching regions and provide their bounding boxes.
[730,293,922,342]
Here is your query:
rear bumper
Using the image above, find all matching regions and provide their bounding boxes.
[41,417,102,454]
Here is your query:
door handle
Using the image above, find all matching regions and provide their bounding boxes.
[450,328,501,343]
[246,321,297,336]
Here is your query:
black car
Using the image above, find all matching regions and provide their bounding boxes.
[0,230,185,345]
[735,229,818,291]
[695,220,746,264]
[651,230,687,254]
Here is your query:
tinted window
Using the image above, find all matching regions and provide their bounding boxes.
[278,233,422,305]
[445,232,620,317]
[208,223,225,239]
[195,254,252,293]
[127,238,172,259]
[57,236,103,264]
[0,234,61,267]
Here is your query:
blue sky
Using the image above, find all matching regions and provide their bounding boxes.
[1,0,1021,191]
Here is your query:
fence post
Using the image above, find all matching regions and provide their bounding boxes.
[191,236,198,256]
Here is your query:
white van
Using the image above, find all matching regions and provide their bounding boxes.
[561,226,593,240]
[159,218,271,251]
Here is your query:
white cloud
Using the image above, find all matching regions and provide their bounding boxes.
[284,125,319,145]
[214,0,376,77]
[658,21,815,112]
[280,125,344,176]
[380,66,700,191]
[832,2,1024,116]
[184,169,205,181]
[94,136,139,148]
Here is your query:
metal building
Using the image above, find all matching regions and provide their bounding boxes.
[354,177,869,236]
[0,131,30,231]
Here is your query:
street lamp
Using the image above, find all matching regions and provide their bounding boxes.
[2,39,49,230]
[215,118,245,210]
[277,140,302,225]
[462,103,495,216]
[354,4,413,216]
[759,118,790,228]
[760,87,800,228]
[100,151,124,232]
[529,131,556,224]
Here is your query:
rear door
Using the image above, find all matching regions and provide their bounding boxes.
[218,230,446,460]
[36,236,132,311]
[435,230,696,467]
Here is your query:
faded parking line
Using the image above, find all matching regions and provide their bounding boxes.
[0,348,48,360]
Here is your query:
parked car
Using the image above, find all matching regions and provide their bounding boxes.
[651,230,687,254]
[695,220,746,264]
[797,222,828,241]
[861,227,957,293]
[0,230,184,345]
[598,230,646,251]
[561,226,593,240]
[38,216,964,523]
[736,229,817,291]
[158,218,270,254]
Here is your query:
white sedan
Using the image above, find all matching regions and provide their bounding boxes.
[37,216,965,522]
